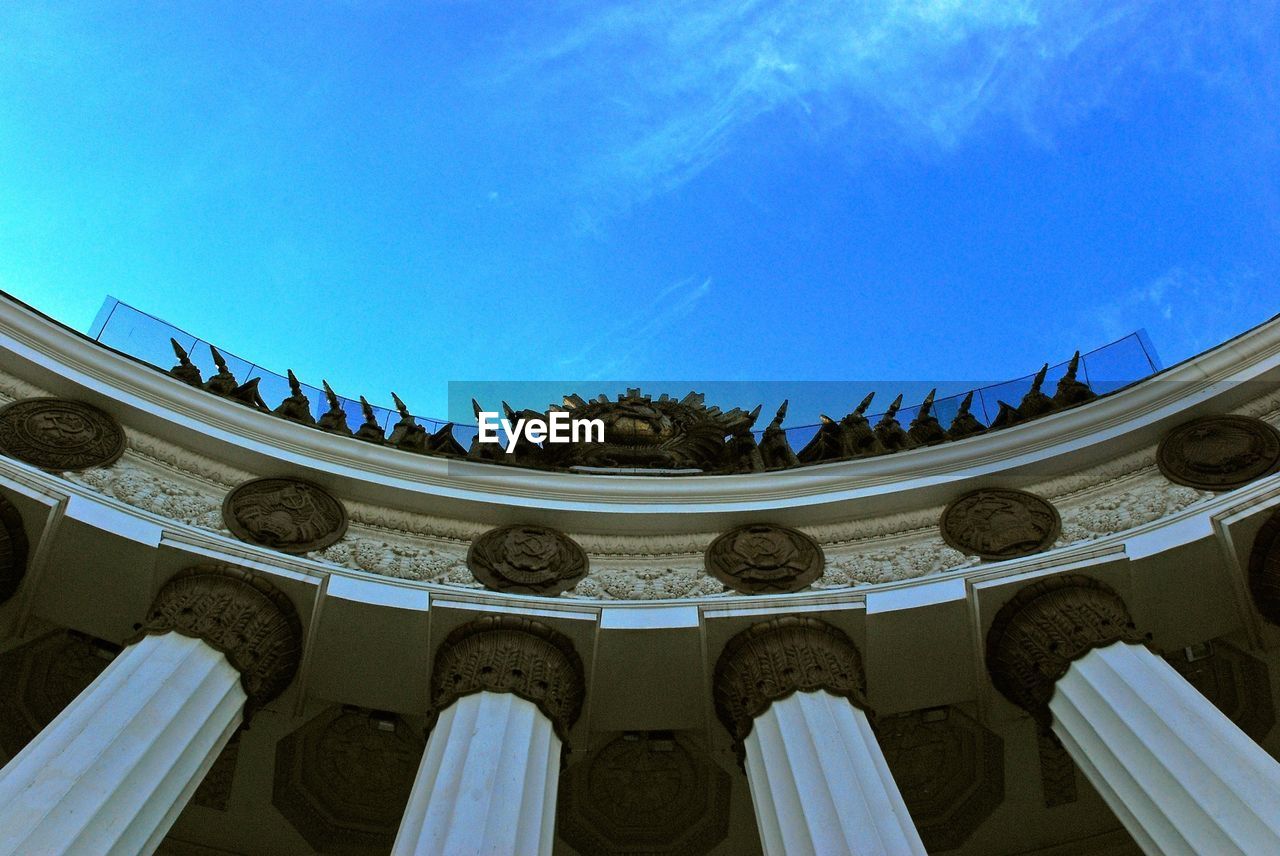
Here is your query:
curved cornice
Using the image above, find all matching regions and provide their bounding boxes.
[2,294,1278,535]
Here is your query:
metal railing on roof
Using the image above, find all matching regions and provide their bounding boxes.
[88,296,1163,450]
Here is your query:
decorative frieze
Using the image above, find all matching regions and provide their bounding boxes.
[557,732,730,856]
[0,630,114,763]
[134,565,303,710]
[1157,414,1280,491]
[0,398,125,471]
[712,616,866,749]
[273,707,424,853]
[878,706,1004,851]
[0,492,27,603]
[223,476,348,555]
[704,523,823,594]
[941,488,1061,561]
[428,616,584,741]
[985,575,1143,717]
[466,524,588,595]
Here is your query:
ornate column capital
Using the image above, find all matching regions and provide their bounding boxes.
[134,565,303,710]
[1249,509,1280,626]
[428,616,584,741]
[712,616,866,749]
[985,574,1143,716]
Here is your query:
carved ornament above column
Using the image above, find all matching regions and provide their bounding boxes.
[133,565,303,711]
[985,574,1143,717]
[712,616,866,750]
[429,615,585,741]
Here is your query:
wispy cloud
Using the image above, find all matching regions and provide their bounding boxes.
[1089,266,1272,367]
[556,275,712,378]
[493,1,1260,213]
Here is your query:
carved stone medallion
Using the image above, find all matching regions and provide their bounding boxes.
[0,398,125,471]
[1157,415,1280,491]
[467,524,588,595]
[0,492,28,603]
[273,706,425,854]
[878,706,1004,851]
[940,488,1061,561]
[705,523,824,594]
[223,477,348,555]
[558,732,731,856]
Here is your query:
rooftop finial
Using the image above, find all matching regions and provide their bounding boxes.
[202,345,237,397]
[908,388,946,446]
[947,390,986,440]
[316,380,351,436]
[1053,350,1096,407]
[353,395,385,443]
[167,338,202,387]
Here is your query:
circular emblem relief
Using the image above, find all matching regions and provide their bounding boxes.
[940,488,1060,561]
[223,477,348,555]
[467,524,588,595]
[705,523,824,594]
[1157,415,1280,491]
[0,398,125,472]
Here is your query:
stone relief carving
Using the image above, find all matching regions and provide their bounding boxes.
[557,732,731,856]
[941,488,1061,561]
[0,630,115,763]
[704,523,823,594]
[986,575,1143,718]
[134,565,303,711]
[1157,414,1280,491]
[0,491,29,603]
[713,616,866,753]
[878,706,1004,851]
[223,477,348,555]
[1035,728,1078,807]
[467,524,588,595]
[273,706,424,854]
[0,398,126,471]
[429,616,585,741]
[0,365,1243,602]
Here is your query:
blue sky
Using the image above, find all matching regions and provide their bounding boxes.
[1,2,1277,424]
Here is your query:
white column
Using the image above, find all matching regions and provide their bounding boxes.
[743,690,926,856]
[393,692,560,856]
[1050,642,1280,856]
[0,633,246,856]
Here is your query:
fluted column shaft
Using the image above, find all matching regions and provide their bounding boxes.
[744,690,925,856]
[393,692,560,855]
[0,633,246,856]
[395,615,584,856]
[1050,642,1280,856]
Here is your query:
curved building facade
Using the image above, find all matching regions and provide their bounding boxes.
[1,291,1280,855]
